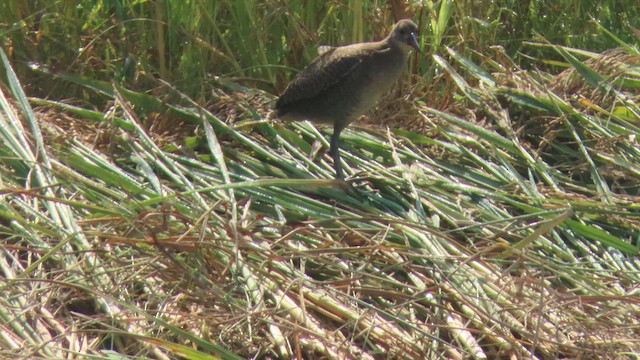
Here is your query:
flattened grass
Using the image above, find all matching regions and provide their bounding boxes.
[2,40,640,358]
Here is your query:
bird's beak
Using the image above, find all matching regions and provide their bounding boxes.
[408,32,421,52]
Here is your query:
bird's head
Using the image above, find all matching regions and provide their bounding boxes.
[389,19,420,52]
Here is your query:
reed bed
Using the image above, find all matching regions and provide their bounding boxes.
[1,1,639,359]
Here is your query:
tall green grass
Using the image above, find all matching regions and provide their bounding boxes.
[1,1,640,359]
[1,1,636,97]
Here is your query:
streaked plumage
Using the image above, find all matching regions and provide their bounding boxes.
[276,19,420,179]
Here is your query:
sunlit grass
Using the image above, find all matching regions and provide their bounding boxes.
[1,1,640,359]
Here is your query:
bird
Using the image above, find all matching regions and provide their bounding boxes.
[275,19,420,180]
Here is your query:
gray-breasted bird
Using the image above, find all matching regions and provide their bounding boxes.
[275,19,420,179]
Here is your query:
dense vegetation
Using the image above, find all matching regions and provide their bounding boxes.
[1,1,639,359]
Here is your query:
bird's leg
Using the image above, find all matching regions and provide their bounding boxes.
[330,125,345,180]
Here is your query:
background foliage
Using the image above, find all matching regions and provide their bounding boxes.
[2,0,637,96]
[1,1,639,359]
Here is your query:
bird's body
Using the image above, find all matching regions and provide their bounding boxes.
[276,19,420,179]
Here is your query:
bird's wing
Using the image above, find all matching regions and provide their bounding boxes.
[317,45,334,55]
[276,48,366,109]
